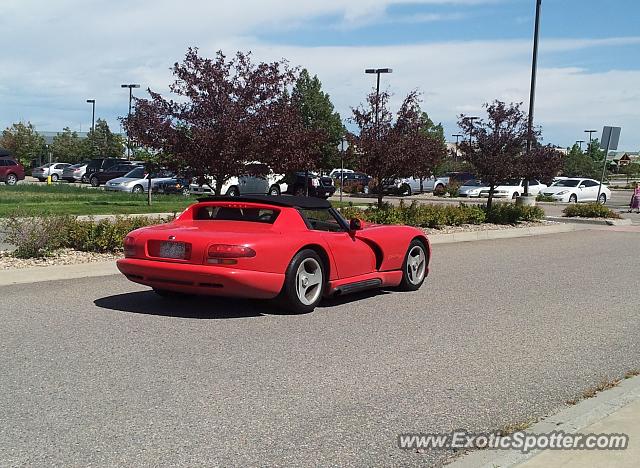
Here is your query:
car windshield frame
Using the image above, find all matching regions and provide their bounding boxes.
[462,179,485,187]
[123,167,145,179]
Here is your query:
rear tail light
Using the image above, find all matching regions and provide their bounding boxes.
[124,236,137,257]
[207,244,255,265]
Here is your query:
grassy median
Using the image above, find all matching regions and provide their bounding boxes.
[0,184,197,217]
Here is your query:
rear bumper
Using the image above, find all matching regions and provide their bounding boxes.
[117,258,285,299]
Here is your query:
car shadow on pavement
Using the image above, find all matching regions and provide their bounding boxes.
[319,288,390,308]
[94,291,283,319]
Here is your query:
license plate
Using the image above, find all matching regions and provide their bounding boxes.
[159,241,186,259]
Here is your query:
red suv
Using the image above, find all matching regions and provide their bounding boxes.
[0,157,25,185]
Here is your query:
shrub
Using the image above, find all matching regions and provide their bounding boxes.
[446,182,461,198]
[63,215,170,252]
[536,194,556,202]
[485,203,545,224]
[563,203,621,219]
[3,211,72,258]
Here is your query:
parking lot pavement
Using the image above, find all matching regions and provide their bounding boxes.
[1,230,639,466]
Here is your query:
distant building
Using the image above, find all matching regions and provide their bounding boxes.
[607,151,640,167]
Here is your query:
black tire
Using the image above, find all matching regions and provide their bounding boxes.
[599,193,607,204]
[401,183,412,196]
[398,239,428,291]
[81,175,89,183]
[5,173,17,185]
[434,184,445,195]
[226,186,240,196]
[132,185,144,194]
[90,176,100,187]
[293,185,306,196]
[569,194,577,203]
[512,192,520,199]
[268,185,281,196]
[280,249,324,314]
[51,173,59,182]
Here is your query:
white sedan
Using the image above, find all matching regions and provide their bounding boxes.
[458,179,489,198]
[479,179,547,199]
[539,178,611,204]
[105,167,175,193]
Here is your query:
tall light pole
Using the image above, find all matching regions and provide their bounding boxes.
[576,140,584,151]
[121,83,140,159]
[585,129,597,155]
[337,137,350,203]
[523,0,542,197]
[86,99,96,133]
[365,68,393,131]
[466,117,479,146]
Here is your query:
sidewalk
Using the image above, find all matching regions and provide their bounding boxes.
[451,375,640,468]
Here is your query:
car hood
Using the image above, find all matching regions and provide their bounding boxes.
[459,185,487,192]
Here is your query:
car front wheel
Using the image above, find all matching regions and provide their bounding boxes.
[512,192,520,199]
[5,173,17,185]
[569,194,577,203]
[226,186,240,196]
[132,185,144,194]
[90,176,99,187]
[268,185,280,196]
[51,174,59,182]
[599,193,607,204]
[281,249,324,313]
[399,239,427,291]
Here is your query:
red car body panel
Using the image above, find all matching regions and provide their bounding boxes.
[116,199,430,299]
[0,158,26,183]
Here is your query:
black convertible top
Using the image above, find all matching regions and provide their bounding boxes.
[196,195,331,209]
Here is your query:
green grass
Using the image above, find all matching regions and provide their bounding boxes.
[0,184,196,217]
[0,184,351,217]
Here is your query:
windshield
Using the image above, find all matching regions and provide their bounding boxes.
[462,179,484,187]
[552,179,580,187]
[123,167,145,179]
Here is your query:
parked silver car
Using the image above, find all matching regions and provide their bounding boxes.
[32,162,72,182]
[61,163,88,183]
[105,167,175,193]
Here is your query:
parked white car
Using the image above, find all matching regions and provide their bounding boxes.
[189,163,286,196]
[458,179,489,198]
[105,167,175,193]
[61,163,88,183]
[540,178,611,203]
[479,179,547,199]
[32,162,72,182]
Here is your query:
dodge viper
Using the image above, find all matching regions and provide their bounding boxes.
[116,195,430,313]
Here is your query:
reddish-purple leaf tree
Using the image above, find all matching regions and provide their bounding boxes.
[351,90,445,207]
[124,48,322,194]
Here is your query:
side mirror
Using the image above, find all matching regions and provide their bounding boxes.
[579,185,585,189]
[349,218,362,231]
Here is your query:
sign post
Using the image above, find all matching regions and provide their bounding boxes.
[597,126,621,202]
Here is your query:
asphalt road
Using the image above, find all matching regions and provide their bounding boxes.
[1,229,639,466]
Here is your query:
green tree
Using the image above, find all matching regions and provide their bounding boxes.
[51,127,83,163]
[81,119,125,158]
[292,69,345,170]
[563,143,598,178]
[419,111,445,142]
[0,122,46,167]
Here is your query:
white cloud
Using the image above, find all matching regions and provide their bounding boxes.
[1,0,639,149]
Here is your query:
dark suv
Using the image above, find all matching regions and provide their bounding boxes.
[0,157,26,185]
[89,162,141,187]
[285,172,336,199]
[84,158,128,182]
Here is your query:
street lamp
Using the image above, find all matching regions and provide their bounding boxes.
[523,0,542,198]
[121,83,140,159]
[86,99,96,133]
[576,140,584,151]
[337,137,350,203]
[365,68,393,131]
[585,129,597,155]
[466,117,479,146]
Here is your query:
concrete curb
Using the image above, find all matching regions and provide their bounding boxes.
[429,223,581,244]
[545,216,633,226]
[0,261,119,287]
[449,375,640,468]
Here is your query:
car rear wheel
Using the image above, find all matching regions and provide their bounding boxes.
[599,193,607,204]
[51,173,59,182]
[400,183,412,196]
[268,185,280,196]
[132,185,144,194]
[5,173,17,185]
[434,184,445,195]
[281,249,324,313]
[399,239,427,291]
[90,176,99,187]
[226,186,240,196]
[512,192,519,199]
[569,194,577,203]
[81,175,89,183]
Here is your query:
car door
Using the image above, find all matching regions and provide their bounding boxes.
[581,179,600,201]
[527,179,541,195]
[300,208,376,279]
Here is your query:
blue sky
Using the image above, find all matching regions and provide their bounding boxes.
[1,0,639,149]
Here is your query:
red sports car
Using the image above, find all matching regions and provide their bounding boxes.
[117,196,430,313]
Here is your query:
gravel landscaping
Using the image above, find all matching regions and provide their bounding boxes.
[422,219,557,235]
[0,248,120,270]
